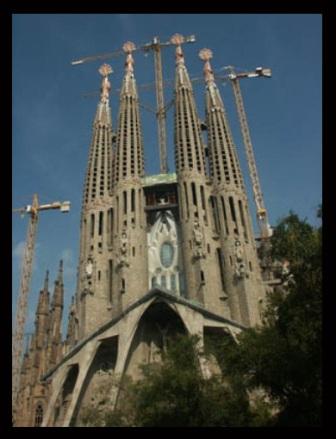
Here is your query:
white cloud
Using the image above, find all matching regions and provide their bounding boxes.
[12,241,40,272]
[13,241,26,261]
[61,248,76,279]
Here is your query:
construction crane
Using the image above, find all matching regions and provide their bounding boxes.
[71,34,196,174]
[12,194,70,415]
[224,66,272,240]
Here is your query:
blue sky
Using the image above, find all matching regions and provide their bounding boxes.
[12,14,322,338]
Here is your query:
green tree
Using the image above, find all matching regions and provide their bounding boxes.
[220,209,322,426]
[103,335,254,427]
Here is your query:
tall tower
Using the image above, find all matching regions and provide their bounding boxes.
[112,42,148,312]
[199,48,266,326]
[171,34,228,316]
[47,260,64,368]
[76,64,115,337]
[32,271,50,382]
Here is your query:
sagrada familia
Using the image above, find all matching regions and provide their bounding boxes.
[14,35,280,427]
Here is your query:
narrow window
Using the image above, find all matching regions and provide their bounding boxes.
[123,191,127,215]
[98,270,101,281]
[131,188,135,212]
[183,182,189,218]
[191,182,197,206]
[90,213,95,238]
[109,208,114,245]
[132,246,135,257]
[210,196,220,233]
[108,260,113,303]
[216,248,226,291]
[116,196,119,233]
[34,404,43,427]
[98,211,103,236]
[200,185,206,210]
[221,196,230,235]
[200,270,205,284]
[229,196,239,234]
[121,278,125,292]
[229,196,236,222]
[161,275,166,289]
[238,200,248,241]
[151,276,157,288]
[249,261,253,272]
[207,243,211,254]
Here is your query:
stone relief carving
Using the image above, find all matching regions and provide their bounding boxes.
[118,229,129,267]
[193,220,204,258]
[234,239,246,278]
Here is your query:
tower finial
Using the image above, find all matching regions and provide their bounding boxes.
[170,33,185,65]
[123,41,136,73]
[199,48,215,84]
[98,63,113,103]
[58,259,63,282]
[44,270,49,291]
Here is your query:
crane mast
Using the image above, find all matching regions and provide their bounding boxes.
[153,37,168,174]
[12,194,70,416]
[228,66,272,240]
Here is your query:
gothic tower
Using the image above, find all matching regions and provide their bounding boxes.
[47,260,64,369]
[32,271,50,382]
[76,63,115,337]
[199,48,266,326]
[112,42,148,312]
[171,34,228,316]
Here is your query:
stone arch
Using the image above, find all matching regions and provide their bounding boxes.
[69,336,118,426]
[52,363,79,427]
[123,300,188,381]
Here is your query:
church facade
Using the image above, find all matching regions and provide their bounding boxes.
[14,35,274,427]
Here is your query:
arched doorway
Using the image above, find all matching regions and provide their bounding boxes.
[123,300,188,380]
[70,336,118,426]
[53,364,79,426]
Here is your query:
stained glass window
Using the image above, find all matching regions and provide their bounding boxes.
[160,242,174,268]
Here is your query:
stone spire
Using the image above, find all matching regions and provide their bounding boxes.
[113,41,144,185]
[48,261,65,367]
[171,34,206,175]
[76,63,116,340]
[199,48,244,189]
[51,260,64,309]
[83,64,114,205]
[111,41,148,313]
[65,296,77,349]
[35,271,50,348]
[199,49,266,326]
[171,36,226,314]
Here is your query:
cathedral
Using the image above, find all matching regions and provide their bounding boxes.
[14,35,276,427]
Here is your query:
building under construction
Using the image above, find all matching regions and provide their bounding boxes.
[13,34,282,427]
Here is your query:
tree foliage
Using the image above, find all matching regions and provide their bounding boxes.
[221,208,322,426]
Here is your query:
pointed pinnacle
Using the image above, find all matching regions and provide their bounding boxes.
[123,41,136,73]
[99,64,112,103]
[44,270,49,291]
[58,259,63,282]
[199,48,215,84]
[170,34,185,66]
